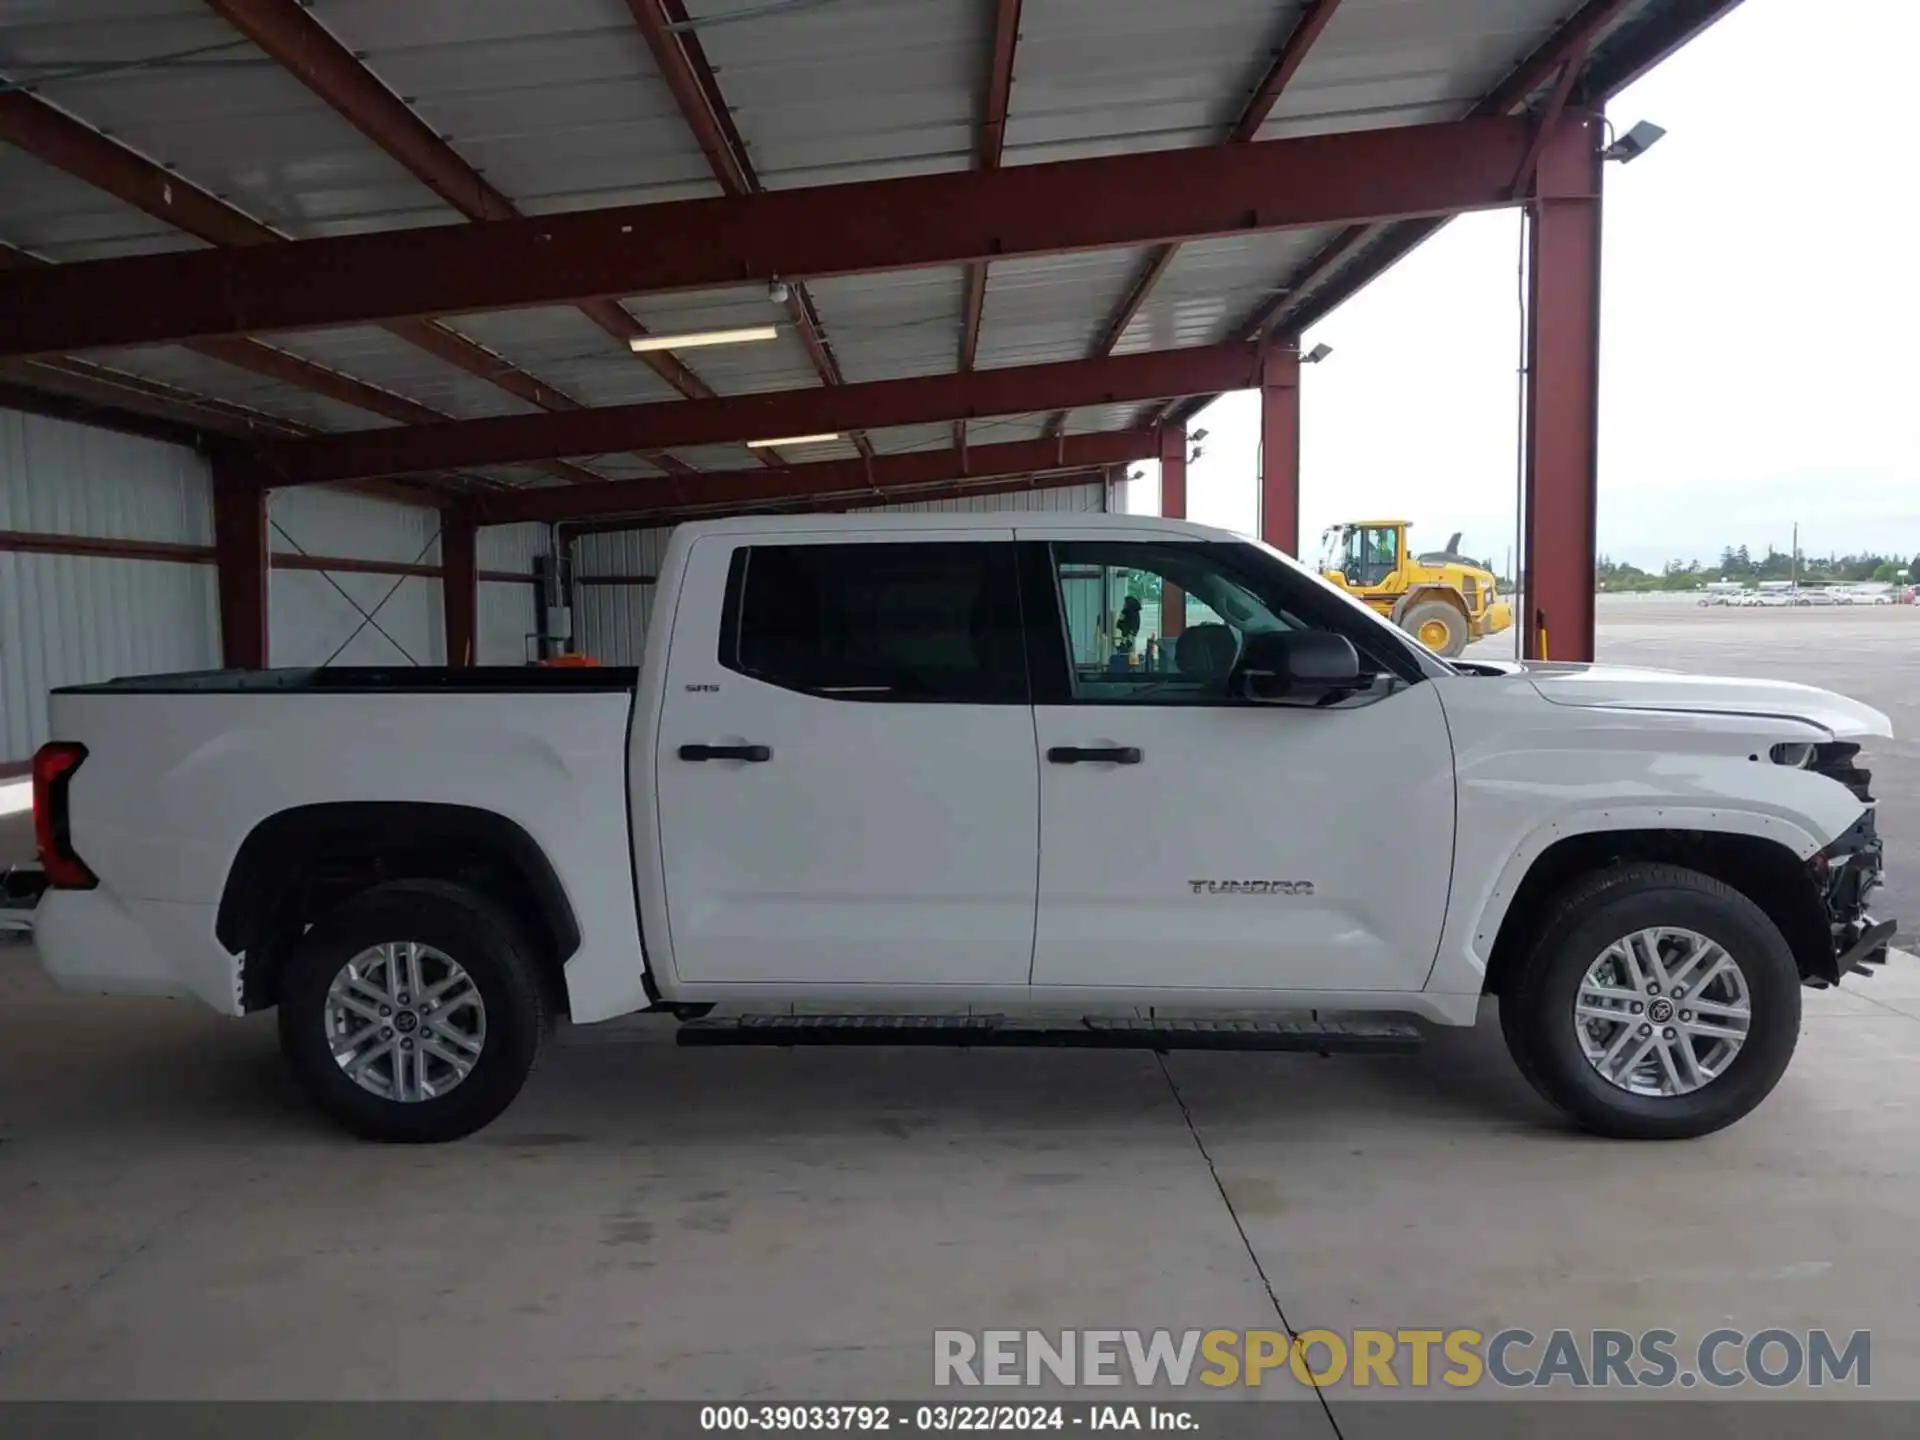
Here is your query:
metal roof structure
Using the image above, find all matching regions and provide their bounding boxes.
[0,0,1741,528]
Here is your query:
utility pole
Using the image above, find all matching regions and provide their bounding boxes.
[1791,522,1799,591]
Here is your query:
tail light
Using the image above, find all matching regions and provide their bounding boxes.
[32,741,97,889]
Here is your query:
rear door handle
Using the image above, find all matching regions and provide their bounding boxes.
[1047,746,1142,765]
[679,744,772,763]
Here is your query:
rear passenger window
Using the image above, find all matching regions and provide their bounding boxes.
[720,542,1027,703]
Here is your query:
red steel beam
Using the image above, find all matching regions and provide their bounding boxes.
[267,343,1264,485]
[957,0,1025,450]
[211,454,270,668]
[475,432,1159,526]
[1158,426,1188,637]
[1229,0,1346,143]
[1511,37,1591,198]
[0,530,216,565]
[4,240,601,487]
[0,116,1546,358]
[441,510,478,667]
[1041,0,1340,435]
[0,375,224,451]
[0,355,306,440]
[205,0,520,222]
[1258,346,1302,555]
[1521,118,1604,663]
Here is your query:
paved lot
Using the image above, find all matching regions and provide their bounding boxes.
[0,604,1914,1408]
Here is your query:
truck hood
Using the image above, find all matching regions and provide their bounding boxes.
[1509,661,1893,740]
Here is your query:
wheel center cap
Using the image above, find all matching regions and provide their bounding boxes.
[394,1010,419,1034]
[1648,998,1675,1024]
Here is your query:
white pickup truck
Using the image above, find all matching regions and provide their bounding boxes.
[28,514,1896,1143]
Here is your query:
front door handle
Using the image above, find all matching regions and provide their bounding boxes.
[1047,746,1142,765]
[679,743,772,763]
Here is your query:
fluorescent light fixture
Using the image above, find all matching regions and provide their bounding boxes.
[628,325,779,354]
[745,433,841,449]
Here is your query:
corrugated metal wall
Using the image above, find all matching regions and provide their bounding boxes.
[268,488,444,667]
[477,522,547,666]
[566,481,1107,667]
[0,408,220,764]
[571,526,673,667]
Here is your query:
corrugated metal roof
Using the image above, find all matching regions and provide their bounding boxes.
[84,344,405,434]
[1115,228,1339,354]
[436,307,685,410]
[865,422,963,457]
[663,443,772,473]
[962,414,1056,447]
[267,325,546,420]
[0,0,1694,507]
[1063,402,1157,438]
[1258,0,1598,139]
[314,0,723,214]
[0,145,205,263]
[975,248,1153,370]
[1005,0,1297,164]
[684,0,985,189]
[806,267,969,384]
[2,0,462,239]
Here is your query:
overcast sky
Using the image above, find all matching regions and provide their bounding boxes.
[1138,0,1920,573]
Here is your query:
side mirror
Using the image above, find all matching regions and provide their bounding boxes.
[1234,630,1361,702]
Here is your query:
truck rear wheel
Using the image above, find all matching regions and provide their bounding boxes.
[277,880,550,1142]
[1401,599,1468,657]
[1499,863,1801,1139]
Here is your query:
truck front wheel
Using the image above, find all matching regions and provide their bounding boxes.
[1499,863,1802,1139]
[277,880,551,1142]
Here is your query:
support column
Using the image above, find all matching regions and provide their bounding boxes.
[442,508,478,667]
[210,450,268,669]
[1522,112,1604,662]
[1258,344,1301,555]
[1158,425,1187,637]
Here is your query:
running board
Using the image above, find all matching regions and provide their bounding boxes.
[675,1014,1423,1054]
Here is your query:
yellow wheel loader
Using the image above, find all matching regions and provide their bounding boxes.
[1317,521,1512,659]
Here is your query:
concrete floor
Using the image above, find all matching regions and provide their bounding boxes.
[2,943,1918,1406]
[0,603,1914,1407]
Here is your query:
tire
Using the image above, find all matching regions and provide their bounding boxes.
[1498,862,1802,1140]
[277,880,551,1142]
[1401,599,1468,657]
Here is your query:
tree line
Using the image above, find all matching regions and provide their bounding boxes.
[1595,545,1919,593]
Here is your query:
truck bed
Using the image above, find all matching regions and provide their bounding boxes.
[54,666,640,695]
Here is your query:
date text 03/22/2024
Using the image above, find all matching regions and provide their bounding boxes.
[699,1404,1193,1431]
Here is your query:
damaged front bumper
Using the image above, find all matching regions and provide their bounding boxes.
[1809,808,1896,985]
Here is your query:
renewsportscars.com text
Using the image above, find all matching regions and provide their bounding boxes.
[934,1328,1871,1390]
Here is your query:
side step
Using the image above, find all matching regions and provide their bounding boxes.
[676,1013,1423,1054]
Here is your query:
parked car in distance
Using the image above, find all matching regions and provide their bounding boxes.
[27,513,1899,1146]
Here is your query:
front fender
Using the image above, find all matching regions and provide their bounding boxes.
[1425,673,1870,994]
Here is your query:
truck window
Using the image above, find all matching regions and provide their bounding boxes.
[1039,540,1415,704]
[720,542,1026,703]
